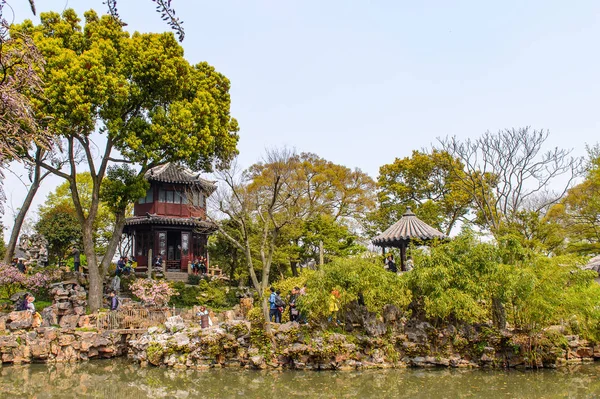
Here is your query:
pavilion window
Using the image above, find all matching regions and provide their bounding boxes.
[159,187,188,204]
[191,191,205,208]
[138,188,153,204]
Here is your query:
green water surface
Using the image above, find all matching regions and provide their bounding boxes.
[2,359,600,398]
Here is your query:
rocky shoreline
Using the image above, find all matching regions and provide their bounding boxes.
[0,327,126,364]
[127,315,600,370]
[1,295,599,370]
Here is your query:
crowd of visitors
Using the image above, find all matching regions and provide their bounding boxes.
[269,285,306,324]
[116,256,136,276]
[384,254,414,273]
[191,257,208,275]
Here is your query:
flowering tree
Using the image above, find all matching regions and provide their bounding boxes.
[0,263,61,298]
[130,279,178,308]
[0,264,27,297]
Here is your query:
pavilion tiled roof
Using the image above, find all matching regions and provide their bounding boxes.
[124,215,218,233]
[145,163,216,194]
[372,207,446,246]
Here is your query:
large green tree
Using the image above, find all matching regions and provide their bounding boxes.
[14,10,239,310]
[38,172,114,255]
[373,149,471,236]
[549,148,600,255]
[35,203,82,264]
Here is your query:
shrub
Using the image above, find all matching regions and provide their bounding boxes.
[169,279,236,310]
[404,230,600,340]
[277,257,411,321]
[130,278,178,307]
[0,264,62,299]
[187,274,201,285]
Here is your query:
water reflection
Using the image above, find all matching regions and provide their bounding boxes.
[2,359,600,398]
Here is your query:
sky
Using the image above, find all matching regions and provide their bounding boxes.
[2,0,600,240]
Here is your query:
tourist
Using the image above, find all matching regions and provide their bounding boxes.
[298,284,308,324]
[299,284,307,296]
[109,290,120,311]
[199,256,208,274]
[116,256,125,276]
[16,293,31,311]
[154,254,163,269]
[269,287,278,322]
[110,274,121,294]
[386,254,397,273]
[191,258,199,275]
[25,294,36,313]
[405,255,414,271]
[197,306,213,328]
[275,290,285,323]
[124,256,136,275]
[72,247,81,272]
[328,289,340,325]
[16,258,26,274]
[289,287,300,322]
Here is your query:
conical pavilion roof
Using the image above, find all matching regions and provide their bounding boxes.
[372,207,446,247]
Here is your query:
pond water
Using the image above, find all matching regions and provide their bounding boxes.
[2,359,600,398]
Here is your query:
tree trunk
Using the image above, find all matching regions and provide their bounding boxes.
[82,224,103,311]
[290,260,299,277]
[3,156,49,264]
[99,210,126,277]
[262,294,271,333]
[492,296,506,330]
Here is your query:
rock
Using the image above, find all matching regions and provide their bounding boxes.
[278,322,299,334]
[173,332,190,347]
[250,355,266,369]
[9,291,29,303]
[56,302,72,311]
[59,315,80,329]
[222,310,235,322]
[6,311,33,330]
[165,316,185,333]
[382,304,400,323]
[73,306,85,315]
[362,313,386,337]
[41,307,58,327]
[480,354,494,363]
[77,315,92,328]
[576,347,594,358]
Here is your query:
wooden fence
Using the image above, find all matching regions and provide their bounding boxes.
[96,307,184,331]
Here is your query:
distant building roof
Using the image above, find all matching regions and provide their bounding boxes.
[372,207,446,247]
[124,214,217,233]
[145,163,216,194]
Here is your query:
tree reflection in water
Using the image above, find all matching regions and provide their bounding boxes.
[2,359,600,398]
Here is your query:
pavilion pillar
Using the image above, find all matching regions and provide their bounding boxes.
[147,248,153,278]
[400,241,406,272]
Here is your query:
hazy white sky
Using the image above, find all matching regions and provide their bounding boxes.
[2,0,600,240]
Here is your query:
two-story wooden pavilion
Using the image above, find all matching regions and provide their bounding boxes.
[123,163,218,273]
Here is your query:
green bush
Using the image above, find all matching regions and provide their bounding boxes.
[169,279,237,310]
[403,230,600,340]
[276,257,411,321]
[187,274,202,285]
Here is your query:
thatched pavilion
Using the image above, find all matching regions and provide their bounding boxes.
[372,206,446,271]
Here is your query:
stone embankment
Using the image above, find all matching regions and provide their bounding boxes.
[129,314,600,370]
[0,324,125,364]
[0,280,125,365]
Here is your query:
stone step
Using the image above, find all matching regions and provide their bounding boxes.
[164,272,189,282]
